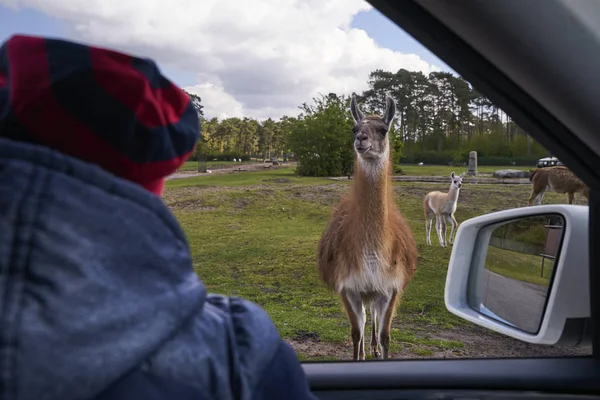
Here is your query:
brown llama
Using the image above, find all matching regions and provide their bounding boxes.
[317,94,418,361]
[528,165,589,206]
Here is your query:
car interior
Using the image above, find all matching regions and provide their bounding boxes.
[303,1,600,398]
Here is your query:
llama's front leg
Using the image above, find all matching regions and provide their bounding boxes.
[440,219,447,247]
[568,192,575,204]
[447,215,458,245]
[425,215,433,246]
[435,217,444,247]
[536,190,545,205]
[528,188,541,206]
[370,303,380,359]
[342,290,366,361]
[536,186,549,205]
[373,290,400,360]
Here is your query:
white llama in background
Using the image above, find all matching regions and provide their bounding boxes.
[424,172,465,247]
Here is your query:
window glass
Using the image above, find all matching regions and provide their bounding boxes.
[2,1,589,361]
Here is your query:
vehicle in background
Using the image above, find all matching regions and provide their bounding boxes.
[536,156,564,168]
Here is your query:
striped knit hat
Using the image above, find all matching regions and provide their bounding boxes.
[0,34,200,196]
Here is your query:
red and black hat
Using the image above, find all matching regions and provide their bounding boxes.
[0,34,200,195]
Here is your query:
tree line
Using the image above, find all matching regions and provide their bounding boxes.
[186,68,551,176]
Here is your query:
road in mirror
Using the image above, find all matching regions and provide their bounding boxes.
[472,214,564,334]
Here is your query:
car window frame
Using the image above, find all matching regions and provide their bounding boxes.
[303,1,600,396]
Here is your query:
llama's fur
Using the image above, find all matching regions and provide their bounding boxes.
[528,165,588,206]
[316,94,418,361]
[423,172,464,247]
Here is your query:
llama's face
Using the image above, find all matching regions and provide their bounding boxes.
[351,117,389,159]
[451,171,465,189]
[350,94,396,161]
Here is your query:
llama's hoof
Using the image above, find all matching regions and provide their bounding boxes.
[373,351,381,359]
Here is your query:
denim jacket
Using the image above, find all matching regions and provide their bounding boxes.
[0,138,317,400]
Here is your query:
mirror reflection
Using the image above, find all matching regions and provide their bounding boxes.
[471,214,564,334]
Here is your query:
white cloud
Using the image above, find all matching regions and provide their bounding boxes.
[2,0,442,119]
[185,82,245,120]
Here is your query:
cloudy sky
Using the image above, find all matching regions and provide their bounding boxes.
[0,0,453,120]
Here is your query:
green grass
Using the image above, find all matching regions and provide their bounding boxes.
[166,166,335,189]
[163,168,585,360]
[485,246,554,286]
[176,161,527,176]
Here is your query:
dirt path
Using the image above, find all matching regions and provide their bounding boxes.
[167,162,280,180]
[336,175,532,185]
[482,271,546,333]
[287,322,591,361]
[167,165,531,185]
[166,162,296,180]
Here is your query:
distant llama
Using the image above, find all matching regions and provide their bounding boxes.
[528,165,589,206]
[317,94,418,361]
[424,172,465,247]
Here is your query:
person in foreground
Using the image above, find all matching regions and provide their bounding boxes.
[0,34,317,400]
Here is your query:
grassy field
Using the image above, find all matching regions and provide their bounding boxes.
[163,165,589,360]
[485,246,554,286]
[178,160,257,171]
[397,164,529,176]
[176,161,530,175]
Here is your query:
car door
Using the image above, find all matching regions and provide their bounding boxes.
[303,1,600,398]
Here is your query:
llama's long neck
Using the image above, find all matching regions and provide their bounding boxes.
[447,185,460,203]
[352,155,392,228]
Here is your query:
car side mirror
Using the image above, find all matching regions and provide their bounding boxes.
[445,205,590,345]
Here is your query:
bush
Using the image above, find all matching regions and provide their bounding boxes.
[402,150,456,165]
[392,165,404,175]
[289,94,355,177]
[477,156,539,166]
[401,151,540,167]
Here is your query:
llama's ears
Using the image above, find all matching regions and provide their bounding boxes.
[383,95,396,127]
[459,172,466,178]
[451,171,456,178]
[350,94,364,124]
